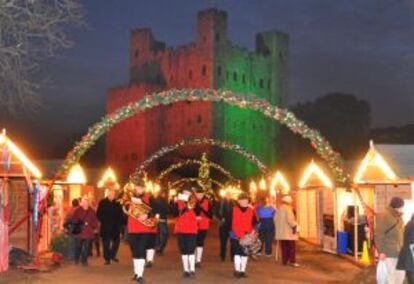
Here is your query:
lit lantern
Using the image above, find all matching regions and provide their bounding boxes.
[299,160,333,189]
[97,167,120,189]
[169,189,177,198]
[219,189,226,198]
[145,180,154,193]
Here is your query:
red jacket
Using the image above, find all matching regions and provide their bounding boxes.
[72,207,99,239]
[174,199,198,234]
[196,198,212,231]
[127,193,158,234]
[231,206,255,239]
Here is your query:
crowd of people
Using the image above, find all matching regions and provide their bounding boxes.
[62,183,318,283]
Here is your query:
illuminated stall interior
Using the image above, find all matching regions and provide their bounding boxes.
[297,160,337,253]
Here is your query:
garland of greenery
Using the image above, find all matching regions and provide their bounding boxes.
[132,137,267,181]
[58,89,350,186]
[157,159,237,182]
[170,177,224,189]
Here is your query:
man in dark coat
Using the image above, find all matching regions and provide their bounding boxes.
[97,188,123,265]
[397,213,414,284]
[154,190,169,255]
[216,190,233,261]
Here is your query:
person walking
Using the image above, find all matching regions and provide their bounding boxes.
[154,190,169,256]
[128,182,158,283]
[63,198,80,261]
[229,193,257,278]
[194,188,213,268]
[274,195,300,267]
[397,213,414,284]
[375,197,405,284]
[256,197,275,257]
[216,190,233,261]
[173,187,198,278]
[97,188,123,265]
[72,196,99,266]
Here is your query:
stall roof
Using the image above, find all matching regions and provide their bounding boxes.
[375,144,414,179]
[0,129,42,178]
[354,141,413,183]
[299,160,333,188]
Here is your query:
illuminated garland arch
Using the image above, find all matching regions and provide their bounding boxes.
[58,89,350,185]
[132,137,267,182]
[170,177,225,189]
[157,159,237,182]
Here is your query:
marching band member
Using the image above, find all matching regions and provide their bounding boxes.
[194,188,213,268]
[128,181,158,283]
[173,187,198,278]
[229,193,257,278]
[145,190,158,268]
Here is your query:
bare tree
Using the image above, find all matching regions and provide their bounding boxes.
[0,0,84,115]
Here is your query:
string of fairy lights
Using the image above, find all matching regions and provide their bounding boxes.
[57,89,351,186]
[157,159,238,183]
[132,137,268,182]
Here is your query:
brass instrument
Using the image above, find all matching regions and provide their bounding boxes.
[119,185,157,228]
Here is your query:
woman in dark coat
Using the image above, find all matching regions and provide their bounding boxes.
[397,213,414,284]
[72,196,99,266]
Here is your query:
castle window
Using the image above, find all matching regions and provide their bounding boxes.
[203,36,207,43]
[259,79,264,89]
[188,70,193,79]
[226,71,229,80]
[197,115,202,124]
[188,119,192,126]
[215,32,220,42]
[217,66,222,76]
[131,153,138,161]
[252,123,256,130]
[233,72,237,82]
[268,79,271,90]
[202,65,207,76]
[170,74,174,82]
[134,49,139,58]
[242,74,246,84]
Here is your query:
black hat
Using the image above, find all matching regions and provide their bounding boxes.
[389,197,404,209]
[195,188,205,194]
[237,192,249,200]
[182,186,194,194]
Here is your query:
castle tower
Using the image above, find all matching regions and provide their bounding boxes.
[106,9,288,180]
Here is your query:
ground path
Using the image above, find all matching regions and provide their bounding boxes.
[1,222,372,284]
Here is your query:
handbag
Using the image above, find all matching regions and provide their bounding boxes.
[376,259,388,284]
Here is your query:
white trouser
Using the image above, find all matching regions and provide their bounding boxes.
[384,257,405,284]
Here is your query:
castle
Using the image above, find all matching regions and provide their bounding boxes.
[106,8,288,180]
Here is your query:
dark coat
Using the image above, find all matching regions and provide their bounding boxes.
[96,198,123,238]
[72,207,99,239]
[397,219,414,271]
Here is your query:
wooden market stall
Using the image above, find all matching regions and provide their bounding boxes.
[296,160,338,253]
[354,141,414,238]
[0,129,42,272]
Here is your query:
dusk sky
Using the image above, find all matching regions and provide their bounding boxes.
[4,0,414,158]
